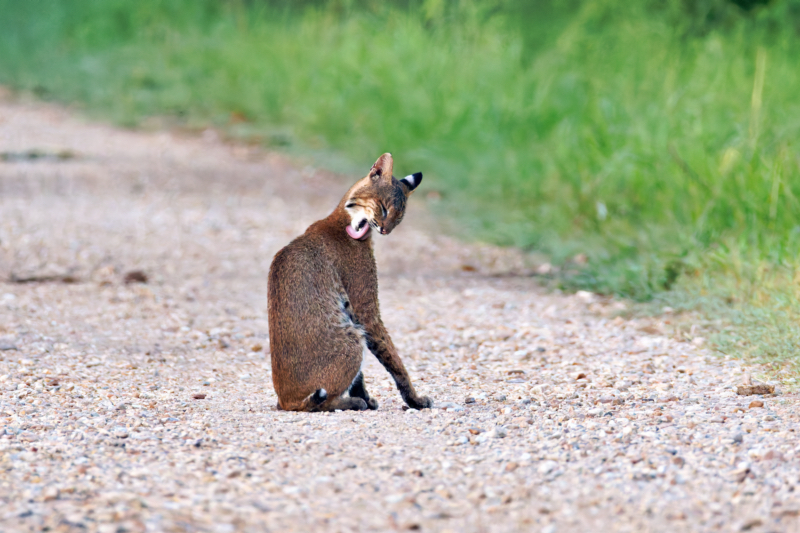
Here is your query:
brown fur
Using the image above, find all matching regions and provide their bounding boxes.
[268,153,432,412]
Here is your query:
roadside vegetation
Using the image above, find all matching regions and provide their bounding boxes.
[1,0,799,377]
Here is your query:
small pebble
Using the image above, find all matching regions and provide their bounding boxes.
[763,450,784,461]
[491,426,508,439]
[538,461,558,475]
[41,487,60,502]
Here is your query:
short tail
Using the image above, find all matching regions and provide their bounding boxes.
[300,388,328,410]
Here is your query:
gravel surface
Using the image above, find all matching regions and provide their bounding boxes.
[1,93,799,533]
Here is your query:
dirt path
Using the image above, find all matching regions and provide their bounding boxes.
[1,93,798,533]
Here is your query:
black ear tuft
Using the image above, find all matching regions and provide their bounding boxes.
[400,172,423,192]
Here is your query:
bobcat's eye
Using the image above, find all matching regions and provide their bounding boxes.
[380,204,387,218]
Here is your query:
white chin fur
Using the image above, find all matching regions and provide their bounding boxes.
[346,205,372,232]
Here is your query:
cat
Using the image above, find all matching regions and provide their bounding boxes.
[268,153,433,412]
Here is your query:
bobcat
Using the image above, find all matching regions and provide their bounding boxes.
[268,153,433,412]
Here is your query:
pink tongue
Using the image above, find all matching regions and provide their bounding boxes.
[346,223,369,240]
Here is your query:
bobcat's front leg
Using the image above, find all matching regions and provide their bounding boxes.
[365,326,432,409]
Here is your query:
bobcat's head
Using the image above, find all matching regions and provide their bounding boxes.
[343,153,422,240]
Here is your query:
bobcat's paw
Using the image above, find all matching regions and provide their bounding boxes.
[366,397,380,410]
[408,395,433,410]
[350,398,368,411]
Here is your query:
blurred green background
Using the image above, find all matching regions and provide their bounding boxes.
[2,0,800,375]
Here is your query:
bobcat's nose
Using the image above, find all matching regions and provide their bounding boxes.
[379,227,387,235]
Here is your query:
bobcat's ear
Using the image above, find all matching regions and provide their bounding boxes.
[369,153,394,182]
[400,172,423,193]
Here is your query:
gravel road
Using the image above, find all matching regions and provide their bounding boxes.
[1,93,799,533]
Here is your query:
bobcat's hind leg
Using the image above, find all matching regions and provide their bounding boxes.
[348,371,379,410]
[313,395,368,412]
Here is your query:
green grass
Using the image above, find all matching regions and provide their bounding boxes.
[643,264,800,383]
[2,0,800,372]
